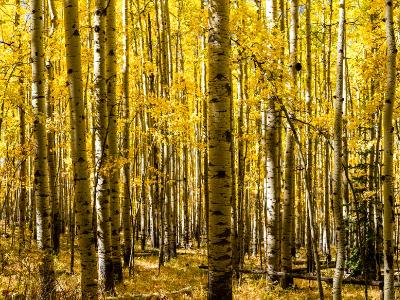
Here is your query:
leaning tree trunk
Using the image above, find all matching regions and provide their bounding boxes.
[207,0,232,298]
[383,0,397,298]
[64,0,99,297]
[31,0,55,296]
[332,0,345,298]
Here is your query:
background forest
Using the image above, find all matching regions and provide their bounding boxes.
[0,0,398,298]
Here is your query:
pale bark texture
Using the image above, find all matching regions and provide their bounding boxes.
[64,0,99,297]
[383,0,396,297]
[31,0,55,296]
[265,98,279,280]
[106,0,123,282]
[94,0,113,291]
[207,0,232,298]
[264,0,280,280]
[332,0,345,298]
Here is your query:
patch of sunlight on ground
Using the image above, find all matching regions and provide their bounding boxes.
[0,232,387,299]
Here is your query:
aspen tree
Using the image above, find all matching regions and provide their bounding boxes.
[31,0,55,295]
[136,0,148,252]
[305,0,314,274]
[122,0,132,267]
[64,0,98,296]
[207,0,232,298]
[367,15,378,276]
[323,141,331,261]
[45,0,60,255]
[106,0,123,281]
[200,0,209,245]
[237,58,245,271]
[322,0,333,263]
[332,0,345,298]
[15,0,26,250]
[383,0,397,297]
[281,0,297,288]
[94,0,113,290]
[46,60,61,254]
[264,0,280,280]
[281,127,294,288]
[231,2,240,276]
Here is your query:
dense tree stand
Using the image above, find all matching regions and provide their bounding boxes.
[0,0,398,299]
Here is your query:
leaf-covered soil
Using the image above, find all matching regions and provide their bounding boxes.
[0,234,382,299]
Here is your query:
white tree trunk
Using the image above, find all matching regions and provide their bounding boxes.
[383,0,397,298]
[64,0,99,296]
[31,0,55,296]
[94,0,113,291]
[106,0,123,281]
[332,0,345,298]
[207,0,232,298]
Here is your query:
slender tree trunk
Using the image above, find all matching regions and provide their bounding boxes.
[122,0,132,268]
[324,141,331,262]
[281,0,297,287]
[46,60,61,255]
[305,0,314,274]
[207,0,232,298]
[106,0,123,282]
[183,145,190,248]
[94,0,113,291]
[332,0,345,298]
[64,0,99,296]
[281,127,294,288]
[383,0,397,297]
[32,0,55,296]
[15,0,26,250]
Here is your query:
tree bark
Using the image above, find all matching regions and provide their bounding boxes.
[332,0,345,298]
[64,0,99,296]
[383,0,397,297]
[94,0,113,291]
[106,0,123,282]
[31,0,55,296]
[207,0,232,298]
[281,127,294,288]
[122,0,132,268]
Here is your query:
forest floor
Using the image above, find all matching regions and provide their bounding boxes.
[0,233,383,299]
